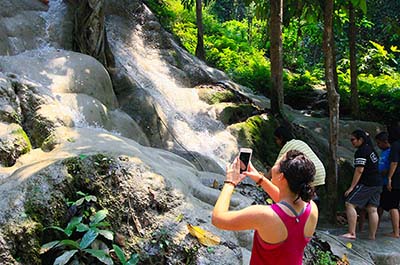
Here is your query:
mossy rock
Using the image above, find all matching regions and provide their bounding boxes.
[0,123,32,166]
[0,109,22,124]
[3,220,42,264]
[229,114,280,169]
[41,133,60,152]
[19,154,193,264]
[27,114,55,148]
[218,103,257,125]
[197,88,238,105]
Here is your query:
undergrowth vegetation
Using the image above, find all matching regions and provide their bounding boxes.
[145,0,400,125]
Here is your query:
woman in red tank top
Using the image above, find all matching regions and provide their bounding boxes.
[212,150,319,265]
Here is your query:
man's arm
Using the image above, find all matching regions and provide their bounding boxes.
[387,162,398,191]
[345,167,364,197]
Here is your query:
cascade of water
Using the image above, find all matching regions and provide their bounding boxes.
[37,0,111,133]
[39,0,66,50]
[39,1,240,167]
[106,16,239,167]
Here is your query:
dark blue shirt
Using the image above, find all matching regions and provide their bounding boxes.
[379,148,391,185]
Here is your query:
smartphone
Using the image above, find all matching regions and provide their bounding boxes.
[239,148,252,173]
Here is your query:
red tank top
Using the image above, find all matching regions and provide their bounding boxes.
[250,202,312,265]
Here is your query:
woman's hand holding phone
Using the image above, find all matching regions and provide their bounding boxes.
[242,162,263,182]
[225,157,246,186]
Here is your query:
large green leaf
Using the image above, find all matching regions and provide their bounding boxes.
[65,216,83,236]
[47,225,67,235]
[83,249,113,265]
[59,239,80,249]
[54,250,78,265]
[80,229,98,249]
[76,223,89,232]
[112,244,127,264]
[93,221,111,228]
[99,230,114,241]
[76,191,87,196]
[75,197,85,206]
[90,209,108,226]
[85,195,97,202]
[40,240,60,254]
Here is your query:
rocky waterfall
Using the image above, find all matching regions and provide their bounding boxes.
[0,0,391,264]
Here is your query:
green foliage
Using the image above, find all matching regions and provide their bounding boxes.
[338,70,400,124]
[67,191,97,208]
[284,71,320,109]
[143,0,179,31]
[282,18,323,70]
[113,244,139,265]
[358,41,399,75]
[41,192,115,265]
[147,0,400,127]
[315,249,337,265]
[209,0,246,21]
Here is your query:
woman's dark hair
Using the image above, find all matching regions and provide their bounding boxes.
[279,150,316,202]
[274,126,294,146]
[352,129,377,153]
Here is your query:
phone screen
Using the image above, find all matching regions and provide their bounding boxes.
[239,151,251,173]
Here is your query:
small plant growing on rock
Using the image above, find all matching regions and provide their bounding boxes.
[40,192,115,264]
[112,244,139,265]
[315,249,337,265]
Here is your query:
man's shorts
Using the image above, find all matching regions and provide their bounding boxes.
[346,184,382,208]
[380,187,400,211]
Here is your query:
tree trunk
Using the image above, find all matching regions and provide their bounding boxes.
[349,2,360,119]
[270,0,284,118]
[195,0,206,60]
[323,0,340,224]
[71,0,115,69]
[331,35,339,93]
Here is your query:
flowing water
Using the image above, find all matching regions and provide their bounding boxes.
[106,12,239,167]
[39,0,239,168]
[39,0,67,50]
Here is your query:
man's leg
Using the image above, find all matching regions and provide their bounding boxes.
[342,202,357,239]
[366,205,379,240]
[388,208,400,237]
[358,208,366,232]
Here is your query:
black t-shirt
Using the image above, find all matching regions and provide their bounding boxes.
[354,144,381,186]
[389,140,400,189]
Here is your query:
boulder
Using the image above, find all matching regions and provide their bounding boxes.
[0,122,31,166]
[0,51,149,148]
[0,127,251,264]
[0,0,73,56]
[0,49,118,109]
[0,73,21,124]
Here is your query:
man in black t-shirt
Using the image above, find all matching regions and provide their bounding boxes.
[342,130,382,240]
